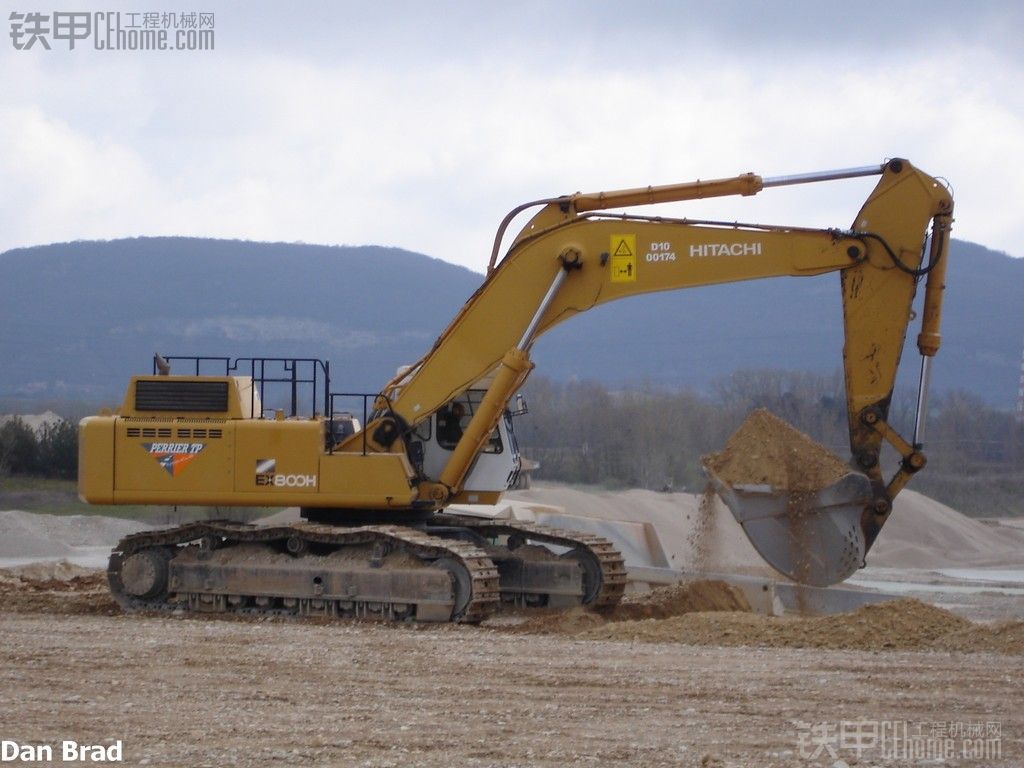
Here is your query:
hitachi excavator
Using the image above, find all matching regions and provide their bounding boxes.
[79,158,953,622]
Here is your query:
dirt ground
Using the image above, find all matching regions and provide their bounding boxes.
[1,573,1021,767]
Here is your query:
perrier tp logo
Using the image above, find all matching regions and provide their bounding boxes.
[141,442,205,476]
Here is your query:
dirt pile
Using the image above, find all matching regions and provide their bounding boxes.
[704,408,850,491]
[505,588,1023,654]
[933,620,1024,655]
[0,562,116,615]
[1,560,97,582]
[513,580,750,633]
[576,598,1024,654]
[866,490,1024,568]
[614,579,750,620]
[781,598,972,650]
[510,605,608,634]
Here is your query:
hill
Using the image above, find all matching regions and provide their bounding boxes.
[0,238,480,401]
[0,236,1020,406]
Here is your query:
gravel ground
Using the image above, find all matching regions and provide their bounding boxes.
[1,602,1021,767]
[1,499,1021,768]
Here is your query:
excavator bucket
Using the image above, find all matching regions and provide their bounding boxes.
[701,409,876,587]
[703,466,872,587]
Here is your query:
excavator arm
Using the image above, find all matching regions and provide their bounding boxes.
[350,159,953,582]
[78,158,954,619]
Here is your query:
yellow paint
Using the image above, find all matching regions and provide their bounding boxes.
[79,160,953,518]
[79,413,416,508]
[77,417,114,503]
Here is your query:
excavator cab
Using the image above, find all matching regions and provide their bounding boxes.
[410,390,523,497]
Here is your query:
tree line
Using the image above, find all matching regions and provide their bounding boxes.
[516,371,1024,518]
[3,371,1022,518]
[0,418,78,480]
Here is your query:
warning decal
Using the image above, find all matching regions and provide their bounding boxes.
[610,234,637,282]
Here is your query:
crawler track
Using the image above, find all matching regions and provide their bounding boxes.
[431,514,628,611]
[107,516,627,623]
[108,522,501,623]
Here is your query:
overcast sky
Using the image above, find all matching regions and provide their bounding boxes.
[2,0,1021,271]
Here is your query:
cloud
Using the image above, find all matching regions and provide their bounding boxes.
[0,105,161,239]
[0,4,1021,270]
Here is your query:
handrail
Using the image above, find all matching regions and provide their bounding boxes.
[154,355,330,419]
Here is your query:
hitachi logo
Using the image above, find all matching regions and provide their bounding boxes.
[689,242,763,257]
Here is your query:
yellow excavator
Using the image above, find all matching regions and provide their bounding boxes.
[79,158,953,621]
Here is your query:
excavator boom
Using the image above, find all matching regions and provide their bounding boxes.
[80,158,953,620]
[375,158,950,502]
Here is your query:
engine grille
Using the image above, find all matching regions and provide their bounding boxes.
[135,380,229,412]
